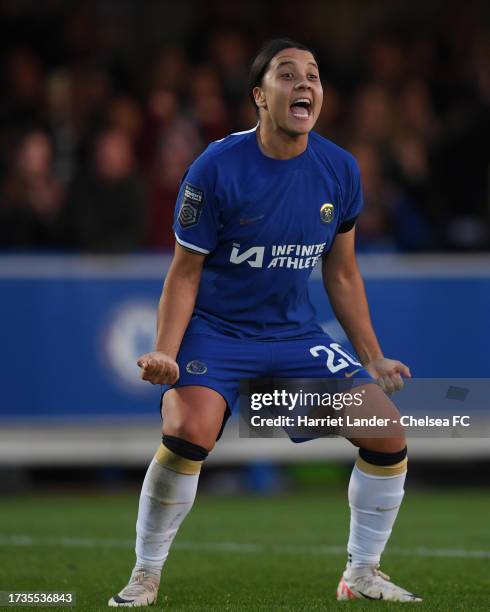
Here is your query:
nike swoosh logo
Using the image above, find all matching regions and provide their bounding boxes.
[376,505,400,512]
[239,215,265,225]
[358,591,383,600]
[344,368,362,378]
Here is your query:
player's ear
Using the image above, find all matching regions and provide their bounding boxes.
[253,86,267,109]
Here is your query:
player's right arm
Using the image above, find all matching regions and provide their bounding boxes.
[137,243,205,385]
[138,148,220,385]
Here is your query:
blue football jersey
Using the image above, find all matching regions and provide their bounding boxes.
[173,126,363,340]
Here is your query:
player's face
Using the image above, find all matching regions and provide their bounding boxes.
[255,48,323,136]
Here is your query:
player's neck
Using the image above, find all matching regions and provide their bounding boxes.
[257,122,309,160]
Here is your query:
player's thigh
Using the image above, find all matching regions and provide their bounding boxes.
[346,383,406,453]
[161,386,227,451]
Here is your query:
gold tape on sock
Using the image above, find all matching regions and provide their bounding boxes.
[356,456,407,477]
[154,444,203,475]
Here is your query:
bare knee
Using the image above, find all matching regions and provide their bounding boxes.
[348,383,406,453]
[161,387,227,452]
[163,420,217,452]
[352,435,406,454]
[350,419,406,454]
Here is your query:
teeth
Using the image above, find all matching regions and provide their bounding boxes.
[292,98,311,106]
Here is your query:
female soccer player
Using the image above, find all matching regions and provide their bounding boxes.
[109,39,421,606]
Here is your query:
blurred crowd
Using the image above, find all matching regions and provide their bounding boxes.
[0,0,489,252]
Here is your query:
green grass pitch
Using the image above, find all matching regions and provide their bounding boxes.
[0,488,489,611]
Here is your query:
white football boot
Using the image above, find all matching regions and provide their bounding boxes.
[337,566,423,602]
[108,568,160,607]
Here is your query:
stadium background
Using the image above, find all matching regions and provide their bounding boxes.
[0,1,489,610]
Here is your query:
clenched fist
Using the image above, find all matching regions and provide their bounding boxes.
[137,352,180,385]
[364,357,411,395]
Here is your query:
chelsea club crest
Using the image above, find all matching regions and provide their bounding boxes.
[320,203,335,224]
[186,360,208,375]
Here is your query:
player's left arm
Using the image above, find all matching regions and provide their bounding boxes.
[322,227,411,394]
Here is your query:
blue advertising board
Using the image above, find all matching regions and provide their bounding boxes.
[1,255,489,423]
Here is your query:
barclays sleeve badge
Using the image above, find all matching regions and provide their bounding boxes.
[178,183,204,228]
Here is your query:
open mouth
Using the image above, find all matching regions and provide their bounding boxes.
[290,98,312,119]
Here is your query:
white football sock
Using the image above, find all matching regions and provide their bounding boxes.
[346,461,406,572]
[135,455,200,572]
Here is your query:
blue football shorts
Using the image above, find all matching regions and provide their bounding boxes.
[161,330,373,432]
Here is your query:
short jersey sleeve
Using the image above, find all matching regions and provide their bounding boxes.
[338,157,364,234]
[172,153,220,254]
